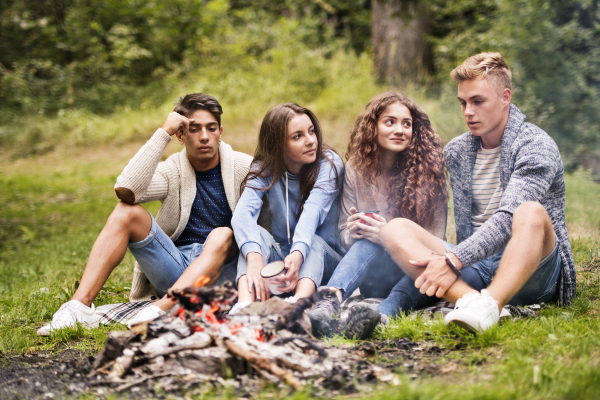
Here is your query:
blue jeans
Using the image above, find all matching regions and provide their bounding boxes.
[327,240,451,317]
[236,226,342,290]
[327,237,561,318]
[440,239,561,305]
[128,213,237,298]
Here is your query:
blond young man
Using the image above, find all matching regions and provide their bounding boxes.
[379,52,576,332]
[38,93,253,335]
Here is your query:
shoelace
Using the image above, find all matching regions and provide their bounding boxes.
[455,292,481,309]
[51,302,78,326]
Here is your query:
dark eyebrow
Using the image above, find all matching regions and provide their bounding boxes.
[189,122,218,127]
[289,125,314,136]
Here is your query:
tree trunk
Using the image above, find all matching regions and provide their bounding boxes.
[372,0,432,85]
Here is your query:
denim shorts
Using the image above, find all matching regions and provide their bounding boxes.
[236,226,341,289]
[128,213,237,298]
[440,238,562,305]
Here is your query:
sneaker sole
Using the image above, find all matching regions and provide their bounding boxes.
[446,318,478,334]
[342,306,380,340]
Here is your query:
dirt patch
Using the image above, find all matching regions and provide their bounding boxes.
[0,349,94,399]
[0,339,461,399]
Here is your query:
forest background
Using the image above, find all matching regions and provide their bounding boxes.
[1,1,600,399]
[2,0,600,171]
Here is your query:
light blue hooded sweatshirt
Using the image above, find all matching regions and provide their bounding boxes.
[232,150,344,261]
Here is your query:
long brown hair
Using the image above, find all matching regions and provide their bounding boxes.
[346,92,447,227]
[242,103,339,218]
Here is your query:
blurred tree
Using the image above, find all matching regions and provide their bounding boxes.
[371,0,432,85]
[428,0,600,172]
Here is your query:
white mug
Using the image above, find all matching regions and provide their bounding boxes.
[260,261,290,295]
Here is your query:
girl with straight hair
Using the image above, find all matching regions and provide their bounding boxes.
[230,103,343,314]
[308,92,449,337]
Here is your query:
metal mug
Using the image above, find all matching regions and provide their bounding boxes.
[260,261,290,295]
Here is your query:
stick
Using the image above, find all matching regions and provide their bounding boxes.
[116,372,175,392]
[224,339,303,389]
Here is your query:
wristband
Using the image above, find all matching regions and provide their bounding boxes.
[445,253,462,278]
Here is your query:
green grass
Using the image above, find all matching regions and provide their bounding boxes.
[1,82,599,398]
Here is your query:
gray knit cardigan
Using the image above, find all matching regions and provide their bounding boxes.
[444,104,576,306]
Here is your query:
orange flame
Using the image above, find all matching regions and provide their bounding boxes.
[193,276,210,287]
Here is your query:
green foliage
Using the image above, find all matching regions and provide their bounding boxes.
[428,0,600,170]
[0,0,371,126]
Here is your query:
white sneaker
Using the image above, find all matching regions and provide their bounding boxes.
[37,300,99,336]
[228,301,251,315]
[444,289,500,333]
[126,305,166,328]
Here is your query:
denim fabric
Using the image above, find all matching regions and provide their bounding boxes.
[236,225,341,290]
[232,151,344,262]
[326,239,488,318]
[440,238,562,305]
[128,213,237,298]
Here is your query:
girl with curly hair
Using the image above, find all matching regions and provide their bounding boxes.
[308,92,449,337]
[230,103,344,314]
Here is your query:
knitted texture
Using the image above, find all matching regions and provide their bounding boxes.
[114,128,253,301]
[444,104,576,306]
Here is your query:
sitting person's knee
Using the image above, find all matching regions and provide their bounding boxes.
[513,201,549,231]
[111,202,148,226]
[381,218,417,248]
[207,227,234,244]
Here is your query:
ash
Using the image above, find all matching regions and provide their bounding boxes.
[89,281,390,394]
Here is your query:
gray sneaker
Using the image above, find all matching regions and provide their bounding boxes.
[307,287,341,337]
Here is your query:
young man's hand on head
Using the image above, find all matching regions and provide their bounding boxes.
[161,112,195,136]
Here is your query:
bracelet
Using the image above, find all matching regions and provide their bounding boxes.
[445,253,462,278]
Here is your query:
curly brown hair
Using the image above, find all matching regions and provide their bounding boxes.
[346,92,448,227]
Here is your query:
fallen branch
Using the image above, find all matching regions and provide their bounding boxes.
[116,372,175,392]
[224,338,303,389]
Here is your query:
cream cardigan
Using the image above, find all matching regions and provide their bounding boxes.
[114,128,253,301]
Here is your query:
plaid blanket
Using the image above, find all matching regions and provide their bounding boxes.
[97,294,539,324]
[96,301,152,325]
[339,293,537,321]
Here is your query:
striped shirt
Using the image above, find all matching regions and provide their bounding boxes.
[471,145,503,230]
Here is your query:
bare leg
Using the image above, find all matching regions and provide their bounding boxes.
[152,227,237,311]
[237,276,252,303]
[486,202,556,309]
[293,278,316,300]
[72,202,152,306]
[380,218,477,304]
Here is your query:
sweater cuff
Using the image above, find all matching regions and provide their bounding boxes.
[240,242,262,259]
[152,128,173,148]
[290,242,309,262]
[448,244,475,270]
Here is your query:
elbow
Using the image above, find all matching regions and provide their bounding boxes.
[115,187,136,205]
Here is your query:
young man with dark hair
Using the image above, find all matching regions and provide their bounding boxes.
[38,93,253,335]
[378,52,576,333]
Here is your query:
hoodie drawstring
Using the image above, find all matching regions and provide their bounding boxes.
[285,171,290,244]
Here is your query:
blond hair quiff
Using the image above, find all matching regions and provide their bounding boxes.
[451,52,512,93]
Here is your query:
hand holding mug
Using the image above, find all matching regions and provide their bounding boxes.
[356,210,387,245]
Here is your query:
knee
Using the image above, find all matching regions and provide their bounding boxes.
[381,218,418,249]
[207,227,234,244]
[110,202,148,227]
[513,202,549,232]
